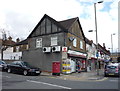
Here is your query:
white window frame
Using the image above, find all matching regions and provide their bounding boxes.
[51,36,58,46]
[16,46,19,52]
[73,38,77,47]
[36,38,42,48]
[80,40,83,49]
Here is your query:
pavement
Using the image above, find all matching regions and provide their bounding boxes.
[41,69,107,81]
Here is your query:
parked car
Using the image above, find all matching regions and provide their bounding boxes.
[7,61,42,76]
[0,60,8,71]
[104,63,120,77]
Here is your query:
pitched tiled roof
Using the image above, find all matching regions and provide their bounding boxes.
[2,40,16,46]
[27,14,85,40]
[14,39,28,46]
[58,17,78,30]
[85,37,93,45]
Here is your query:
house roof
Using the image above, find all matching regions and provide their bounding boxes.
[98,43,110,55]
[59,17,78,30]
[14,39,28,46]
[2,39,16,46]
[28,14,67,38]
[27,14,86,41]
[85,37,93,45]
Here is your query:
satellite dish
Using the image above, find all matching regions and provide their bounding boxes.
[69,37,75,41]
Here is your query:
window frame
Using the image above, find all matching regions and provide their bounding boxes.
[36,38,42,48]
[73,38,77,47]
[51,36,58,46]
[80,40,83,49]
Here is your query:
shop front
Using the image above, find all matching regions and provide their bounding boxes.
[88,57,105,71]
[67,50,87,72]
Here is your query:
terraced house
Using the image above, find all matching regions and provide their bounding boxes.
[23,14,87,73]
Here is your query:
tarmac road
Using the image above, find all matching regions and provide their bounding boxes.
[1,71,119,90]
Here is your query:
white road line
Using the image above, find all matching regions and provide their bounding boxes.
[4,76,11,78]
[27,80,72,89]
[97,77,108,81]
[109,80,118,82]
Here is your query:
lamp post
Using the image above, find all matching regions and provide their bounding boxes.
[89,1,103,75]
[111,33,115,53]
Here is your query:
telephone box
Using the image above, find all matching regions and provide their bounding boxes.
[52,61,60,76]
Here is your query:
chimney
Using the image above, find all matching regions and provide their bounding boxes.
[8,36,12,41]
[16,38,20,43]
[103,43,106,49]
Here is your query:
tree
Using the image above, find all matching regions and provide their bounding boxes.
[1,30,7,60]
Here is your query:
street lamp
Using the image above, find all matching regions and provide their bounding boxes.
[111,33,115,53]
[88,1,103,75]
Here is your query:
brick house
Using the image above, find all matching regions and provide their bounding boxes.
[0,37,28,61]
[13,38,28,53]
[0,36,16,60]
[22,14,87,73]
[86,37,110,71]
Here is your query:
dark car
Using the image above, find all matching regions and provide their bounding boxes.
[7,61,41,76]
[0,60,7,71]
[104,63,120,77]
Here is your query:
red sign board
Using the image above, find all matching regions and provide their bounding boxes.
[62,47,67,52]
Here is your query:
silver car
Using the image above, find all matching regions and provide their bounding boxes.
[104,63,120,77]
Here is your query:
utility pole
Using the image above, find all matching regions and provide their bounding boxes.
[94,1,103,75]
[111,33,115,53]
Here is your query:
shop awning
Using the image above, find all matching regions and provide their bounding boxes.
[67,50,87,58]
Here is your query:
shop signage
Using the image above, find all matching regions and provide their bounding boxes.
[62,47,68,52]
[67,50,87,57]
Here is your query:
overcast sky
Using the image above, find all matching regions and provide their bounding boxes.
[0,0,119,52]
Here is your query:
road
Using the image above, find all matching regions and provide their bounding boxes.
[1,71,119,90]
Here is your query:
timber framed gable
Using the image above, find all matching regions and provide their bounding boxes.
[28,14,67,38]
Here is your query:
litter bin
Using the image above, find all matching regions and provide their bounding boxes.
[52,61,60,76]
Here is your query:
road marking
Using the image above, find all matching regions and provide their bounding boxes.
[97,77,108,81]
[4,76,11,78]
[109,80,118,82]
[27,80,72,89]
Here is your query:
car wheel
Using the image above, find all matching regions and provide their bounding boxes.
[104,73,107,77]
[23,70,28,76]
[8,68,11,73]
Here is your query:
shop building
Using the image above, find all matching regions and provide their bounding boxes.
[86,37,110,71]
[22,14,87,73]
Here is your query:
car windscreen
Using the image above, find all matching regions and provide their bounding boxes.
[2,61,6,64]
[22,62,32,67]
[107,66,117,69]
[0,61,5,64]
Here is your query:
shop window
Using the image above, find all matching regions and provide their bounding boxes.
[73,38,77,47]
[51,36,58,46]
[36,38,42,48]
